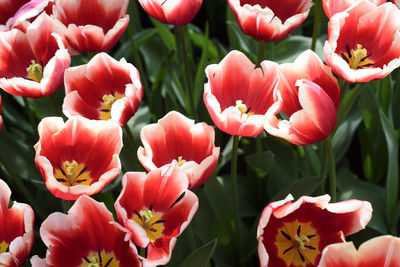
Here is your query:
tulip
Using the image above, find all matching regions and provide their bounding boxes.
[204,50,278,137]
[34,116,123,200]
[257,194,373,267]
[52,0,129,53]
[137,111,219,189]
[322,0,385,19]
[138,0,202,26]
[0,179,34,267]
[318,235,400,267]
[115,164,199,266]
[393,0,400,8]
[31,196,142,267]
[264,50,340,145]
[0,0,29,25]
[227,0,313,42]
[0,13,70,98]
[63,53,143,127]
[6,0,54,30]
[324,0,400,83]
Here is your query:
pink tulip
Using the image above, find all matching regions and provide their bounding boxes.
[63,53,143,127]
[257,194,372,267]
[138,0,202,26]
[0,0,29,25]
[227,0,313,42]
[115,165,199,266]
[319,235,400,267]
[0,13,70,98]
[137,111,219,189]
[322,0,385,18]
[324,0,400,83]
[52,0,129,53]
[264,50,340,145]
[204,50,278,137]
[34,116,123,200]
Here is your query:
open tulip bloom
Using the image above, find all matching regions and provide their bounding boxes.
[0,0,29,25]
[324,0,400,83]
[257,194,373,267]
[34,116,123,200]
[264,50,340,146]
[0,179,34,267]
[318,235,400,267]
[31,195,142,267]
[115,165,199,266]
[204,50,278,137]
[137,111,219,189]
[63,52,143,127]
[0,13,70,98]
[322,0,385,19]
[52,0,130,53]
[227,0,313,42]
[138,0,203,26]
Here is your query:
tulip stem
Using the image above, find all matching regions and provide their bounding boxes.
[257,40,265,66]
[337,83,362,124]
[311,0,322,52]
[22,97,37,137]
[230,135,242,260]
[47,95,64,118]
[124,126,137,151]
[324,136,336,202]
[177,25,196,119]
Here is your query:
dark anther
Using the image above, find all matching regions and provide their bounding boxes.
[111,91,115,96]
[76,167,88,178]
[149,205,153,211]
[152,219,166,225]
[305,245,316,250]
[100,109,110,112]
[280,230,292,241]
[149,228,157,232]
[346,45,351,56]
[283,246,294,255]
[105,257,113,267]
[341,53,349,63]
[298,250,305,262]
[75,179,87,183]
[296,225,301,236]
[134,210,142,220]
[307,234,316,239]
[58,164,67,177]
[98,248,102,263]
[83,257,90,263]
[56,178,67,183]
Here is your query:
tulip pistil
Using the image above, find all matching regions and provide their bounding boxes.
[133,208,165,242]
[0,241,8,254]
[275,220,320,267]
[82,249,117,267]
[177,156,187,167]
[99,92,125,120]
[26,60,43,83]
[341,44,374,70]
[54,160,92,187]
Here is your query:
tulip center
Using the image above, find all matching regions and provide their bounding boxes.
[132,207,165,242]
[54,160,92,187]
[26,60,43,82]
[177,156,186,167]
[275,220,320,267]
[99,92,125,121]
[0,241,8,254]
[81,249,118,267]
[235,100,253,117]
[341,44,374,70]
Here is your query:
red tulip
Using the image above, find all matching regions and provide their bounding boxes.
[257,194,372,267]
[138,0,202,26]
[264,50,340,145]
[0,179,34,267]
[204,50,278,137]
[34,116,123,200]
[137,111,219,189]
[393,0,400,8]
[52,0,129,53]
[0,13,70,98]
[322,0,385,19]
[227,0,313,42]
[0,0,29,25]
[63,53,143,127]
[319,235,400,267]
[30,196,142,267]
[324,0,400,83]
[115,165,199,266]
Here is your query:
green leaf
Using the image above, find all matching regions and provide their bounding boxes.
[271,176,326,201]
[245,151,275,177]
[150,18,176,52]
[179,239,217,267]
[379,109,399,233]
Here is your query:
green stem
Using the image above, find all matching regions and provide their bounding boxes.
[123,126,137,151]
[324,136,336,202]
[22,97,37,136]
[257,40,265,66]
[177,25,196,118]
[48,95,64,118]
[337,83,362,125]
[340,81,350,97]
[311,0,322,51]
[230,135,242,261]
[0,154,46,220]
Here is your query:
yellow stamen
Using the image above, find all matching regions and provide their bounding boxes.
[80,250,119,267]
[26,60,43,82]
[54,160,92,187]
[341,44,374,70]
[99,92,125,121]
[177,156,186,167]
[132,208,165,242]
[235,100,247,115]
[0,241,8,254]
